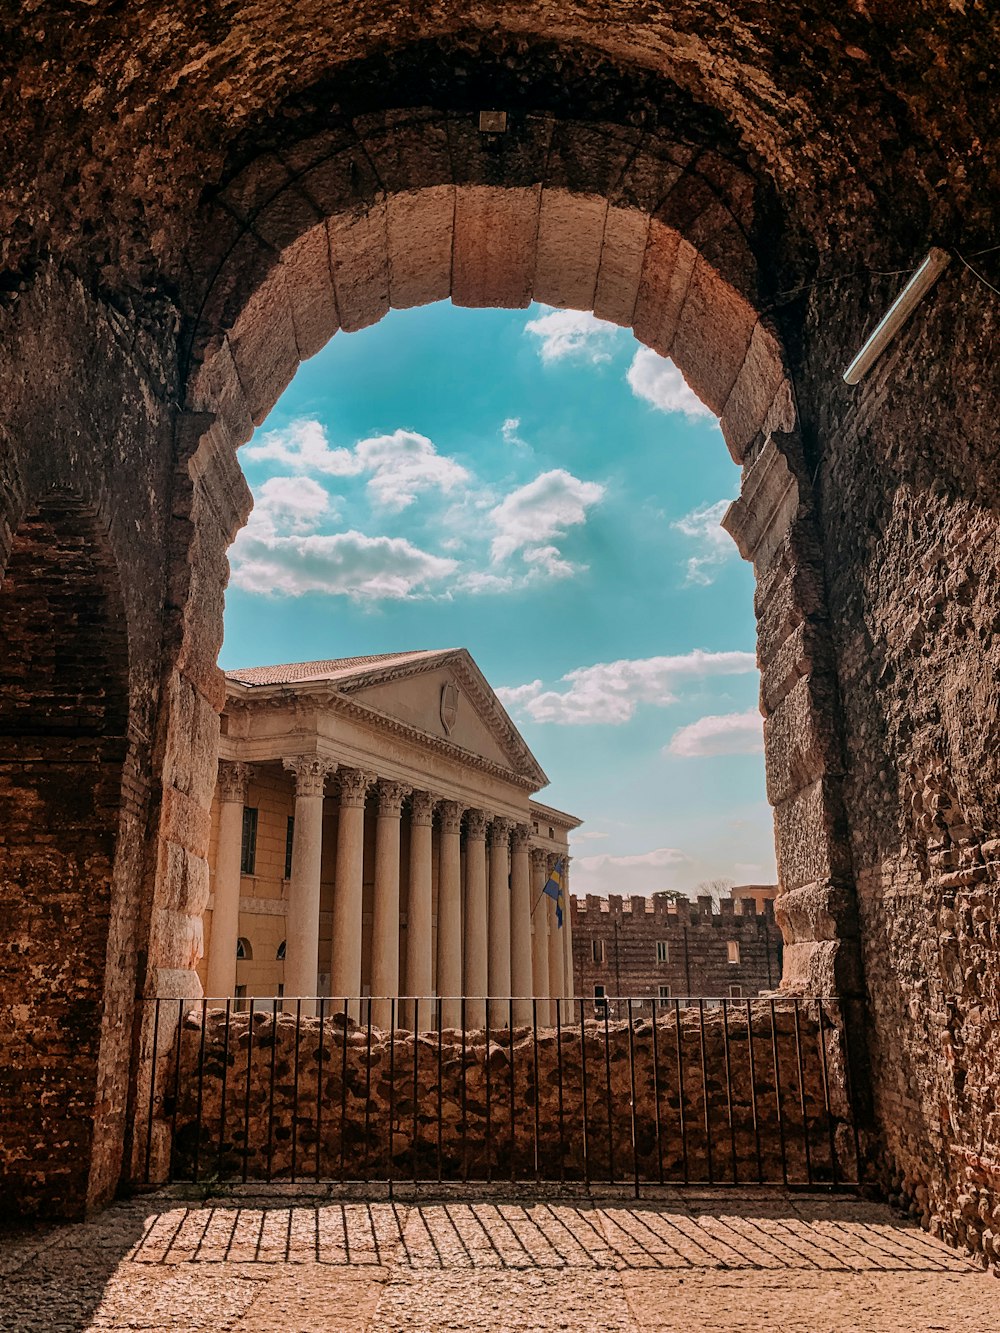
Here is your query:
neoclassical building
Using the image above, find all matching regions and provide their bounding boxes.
[198,649,580,1027]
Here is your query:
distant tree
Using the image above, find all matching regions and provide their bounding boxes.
[694,878,735,909]
[651,889,688,905]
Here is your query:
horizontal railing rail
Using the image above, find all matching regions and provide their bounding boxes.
[141,994,861,1195]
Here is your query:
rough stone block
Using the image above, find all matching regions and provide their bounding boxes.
[533,189,606,310]
[387,185,454,309]
[227,268,301,425]
[186,338,254,449]
[593,206,648,328]
[447,113,552,190]
[721,322,790,461]
[281,219,340,360]
[671,256,756,415]
[631,222,693,355]
[357,111,451,193]
[764,672,843,806]
[160,670,223,807]
[328,202,390,332]
[545,121,639,197]
[774,780,853,892]
[452,185,541,308]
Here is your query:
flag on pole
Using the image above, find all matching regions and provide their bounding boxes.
[542,857,566,928]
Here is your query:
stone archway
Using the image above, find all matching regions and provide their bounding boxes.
[0,495,131,1218]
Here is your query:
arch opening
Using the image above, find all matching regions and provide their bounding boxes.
[0,495,130,1218]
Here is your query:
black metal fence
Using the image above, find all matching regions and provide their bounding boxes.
[142,995,861,1194]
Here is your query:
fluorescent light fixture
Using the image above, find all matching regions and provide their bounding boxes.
[843,246,951,385]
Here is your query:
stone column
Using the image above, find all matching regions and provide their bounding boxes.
[463,809,489,1030]
[205,761,253,1000]
[562,859,575,1002]
[530,848,550,1023]
[370,778,410,1029]
[404,791,436,1031]
[547,855,566,1025]
[282,756,338,1016]
[488,817,512,1027]
[330,766,374,1020]
[509,824,533,1025]
[437,800,464,1030]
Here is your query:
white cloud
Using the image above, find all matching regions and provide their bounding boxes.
[496,649,757,725]
[501,417,529,449]
[229,529,457,601]
[672,499,736,586]
[571,846,692,896]
[524,308,622,364]
[243,418,468,513]
[489,469,604,565]
[666,708,764,758]
[626,348,715,420]
[245,476,334,538]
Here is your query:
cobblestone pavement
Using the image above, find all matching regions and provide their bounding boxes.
[1,1188,994,1332]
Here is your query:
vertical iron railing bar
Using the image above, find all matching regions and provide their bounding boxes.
[673,998,688,1185]
[746,998,763,1185]
[388,997,396,1197]
[792,999,813,1185]
[769,997,788,1186]
[242,998,254,1184]
[722,998,738,1185]
[217,998,231,1181]
[838,998,864,1183]
[698,997,713,1184]
[817,998,839,1186]
[144,998,161,1186]
[509,997,516,1184]
[626,999,640,1198]
[532,998,541,1182]
[364,999,373,1183]
[651,998,663,1185]
[579,998,590,1186]
[316,996,326,1184]
[555,998,566,1184]
[603,1000,615,1183]
[339,997,349,1183]
[291,999,302,1183]
[169,997,183,1184]
[436,998,443,1184]
[193,998,208,1183]
[412,998,420,1183]
[461,997,469,1183]
[485,1002,492,1184]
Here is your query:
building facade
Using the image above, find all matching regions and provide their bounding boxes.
[199,649,580,1026]
[572,891,783,1006]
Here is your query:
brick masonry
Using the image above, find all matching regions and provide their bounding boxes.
[571,894,783,1003]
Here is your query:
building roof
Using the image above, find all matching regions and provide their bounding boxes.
[225,649,443,687]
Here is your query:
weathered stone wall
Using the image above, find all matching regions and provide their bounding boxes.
[572,893,783,1001]
[153,1003,856,1187]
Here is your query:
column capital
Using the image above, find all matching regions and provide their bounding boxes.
[218,760,254,804]
[439,799,464,835]
[489,816,513,847]
[282,754,337,798]
[338,767,375,808]
[376,777,410,817]
[410,790,437,826]
[511,822,532,852]
[530,847,549,873]
[465,808,488,840]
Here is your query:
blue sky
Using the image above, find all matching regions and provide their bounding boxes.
[221,301,776,896]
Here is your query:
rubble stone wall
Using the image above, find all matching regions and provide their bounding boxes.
[155,1004,856,1188]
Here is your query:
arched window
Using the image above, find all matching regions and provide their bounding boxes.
[236,936,253,961]
[276,940,286,960]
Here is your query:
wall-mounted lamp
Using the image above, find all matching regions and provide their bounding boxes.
[842,246,951,385]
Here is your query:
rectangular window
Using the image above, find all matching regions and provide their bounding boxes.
[656,940,669,964]
[240,806,258,875]
[591,938,605,964]
[235,983,247,1014]
[284,814,295,879]
[593,983,607,1015]
[658,984,671,1008]
[729,984,743,999]
[727,940,741,965]
[277,983,285,998]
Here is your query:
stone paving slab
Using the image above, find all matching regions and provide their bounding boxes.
[0,1189,994,1332]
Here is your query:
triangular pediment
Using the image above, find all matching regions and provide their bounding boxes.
[332,650,547,786]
